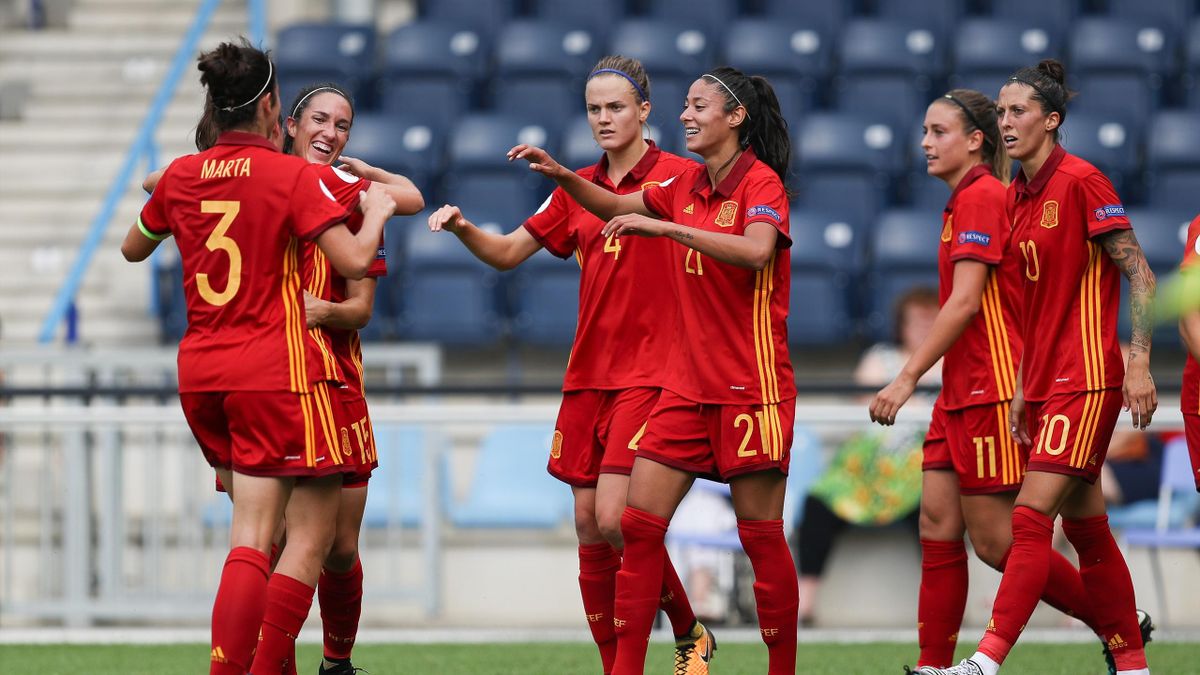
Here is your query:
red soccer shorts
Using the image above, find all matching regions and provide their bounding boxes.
[923,403,953,471]
[548,387,660,487]
[181,381,347,478]
[1025,389,1122,484]
[925,401,1028,494]
[331,386,378,487]
[1184,413,1200,491]
[634,390,794,482]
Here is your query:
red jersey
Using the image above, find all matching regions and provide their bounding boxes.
[523,141,695,391]
[1180,215,1200,415]
[641,147,795,405]
[300,164,385,395]
[938,165,1022,409]
[1008,145,1129,401]
[138,132,350,393]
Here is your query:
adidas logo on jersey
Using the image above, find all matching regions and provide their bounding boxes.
[211,646,228,664]
[986,618,996,632]
[683,203,694,214]
[1108,633,1128,650]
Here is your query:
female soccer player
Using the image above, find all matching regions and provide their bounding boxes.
[869,89,1117,671]
[1177,214,1200,492]
[511,65,798,675]
[428,56,711,674]
[120,41,396,675]
[917,59,1157,675]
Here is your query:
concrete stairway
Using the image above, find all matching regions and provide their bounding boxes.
[0,0,254,346]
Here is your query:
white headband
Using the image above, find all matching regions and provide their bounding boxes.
[220,59,274,112]
[703,73,750,120]
[290,86,345,119]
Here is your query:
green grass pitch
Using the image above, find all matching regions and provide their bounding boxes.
[6,641,1199,674]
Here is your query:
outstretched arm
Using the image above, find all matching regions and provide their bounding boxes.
[507,144,652,220]
[427,205,542,271]
[1100,228,1158,428]
[337,156,424,215]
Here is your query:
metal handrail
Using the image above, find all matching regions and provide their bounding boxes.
[37,0,267,344]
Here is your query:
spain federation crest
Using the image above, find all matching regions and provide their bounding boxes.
[715,200,738,228]
[1040,200,1059,229]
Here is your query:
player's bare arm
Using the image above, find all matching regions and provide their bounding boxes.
[316,184,396,280]
[337,155,424,215]
[603,217,777,270]
[304,277,377,330]
[508,144,651,220]
[428,204,541,271]
[870,260,990,425]
[1099,227,1158,427]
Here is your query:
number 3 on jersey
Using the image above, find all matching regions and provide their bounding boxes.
[197,200,242,306]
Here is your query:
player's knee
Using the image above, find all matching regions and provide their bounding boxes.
[573,505,604,544]
[596,510,625,550]
[919,507,962,540]
[324,537,359,573]
[973,537,1009,569]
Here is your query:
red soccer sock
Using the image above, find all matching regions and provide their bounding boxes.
[612,507,668,675]
[997,546,1101,634]
[737,519,799,675]
[578,542,622,674]
[319,559,364,661]
[269,543,281,569]
[1063,515,1147,671]
[249,573,315,675]
[978,506,1053,665]
[917,539,969,668]
[210,546,270,675]
[659,550,698,637]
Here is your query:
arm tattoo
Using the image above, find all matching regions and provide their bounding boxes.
[667,228,695,242]
[1100,228,1157,357]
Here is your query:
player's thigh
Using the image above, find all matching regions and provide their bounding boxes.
[626,456,695,521]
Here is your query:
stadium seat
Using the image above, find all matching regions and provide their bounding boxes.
[274,23,376,109]
[378,21,489,126]
[865,208,943,341]
[1188,19,1200,108]
[441,114,558,226]
[1068,18,1176,122]
[788,209,861,345]
[836,19,945,126]
[951,19,1060,87]
[363,425,428,528]
[360,215,420,342]
[990,0,1081,38]
[645,0,736,37]
[418,0,514,32]
[444,424,572,528]
[1116,208,1191,347]
[1145,110,1200,210]
[1106,0,1193,31]
[905,122,951,209]
[154,246,186,342]
[875,0,962,40]
[492,20,601,129]
[1059,112,1142,198]
[398,225,505,346]
[792,112,905,225]
[608,20,714,128]
[760,0,846,37]
[723,19,831,115]
[528,0,625,38]
[509,249,581,347]
[341,113,445,198]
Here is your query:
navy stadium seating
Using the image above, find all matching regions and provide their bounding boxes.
[1144,110,1200,210]
[836,19,945,126]
[723,19,831,115]
[1117,208,1192,347]
[509,249,581,347]
[274,23,376,108]
[398,225,505,346]
[1069,19,1176,124]
[645,0,736,37]
[875,0,962,40]
[419,0,513,32]
[990,0,1081,39]
[788,209,861,345]
[792,112,905,226]
[1060,112,1143,199]
[1188,19,1200,108]
[492,20,601,129]
[608,20,714,128]
[444,424,572,528]
[1106,0,1193,31]
[378,21,488,125]
[905,122,951,209]
[341,113,445,198]
[760,0,846,37]
[359,215,419,342]
[441,114,558,226]
[528,0,624,38]
[865,208,943,341]
[951,19,1060,87]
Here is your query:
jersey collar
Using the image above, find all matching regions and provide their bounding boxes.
[215,131,279,151]
[1013,144,1065,199]
[591,140,662,190]
[944,164,991,213]
[691,145,758,198]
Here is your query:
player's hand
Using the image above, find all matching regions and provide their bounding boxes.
[1008,392,1032,446]
[358,183,396,218]
[1122,355,1157,429]
[507,144,564,178]
[602,214,667,238]
[303,290,327,328]
[336,155,373,178]
[869,376,915,426]
[428,204,467,234]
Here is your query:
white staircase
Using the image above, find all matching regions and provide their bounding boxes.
[0,0,255,346]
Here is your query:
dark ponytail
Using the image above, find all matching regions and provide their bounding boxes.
[702,66,792,191]
[1006,58,1075,142]
[196,38,276,132]
[194,95,219,151]
[282,82,355,155]
[938,88,1010,183]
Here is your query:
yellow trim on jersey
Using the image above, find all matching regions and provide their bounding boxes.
[981,274,1017,400]
[1080,243,1105,390]
[762,257,781,404]
[350,332,365,389]
[753,267,770,405]
[313,382,343,466]
[281,238,309,393]
[753,257,782,406]
[299,391,317,467]
[304,248,340,382]
[1070,391,1102,469]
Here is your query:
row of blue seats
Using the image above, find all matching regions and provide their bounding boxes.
[338,108,1199,231]
[205,422,825,531]
[158,204,1194,348]
[275,12,1200,133]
